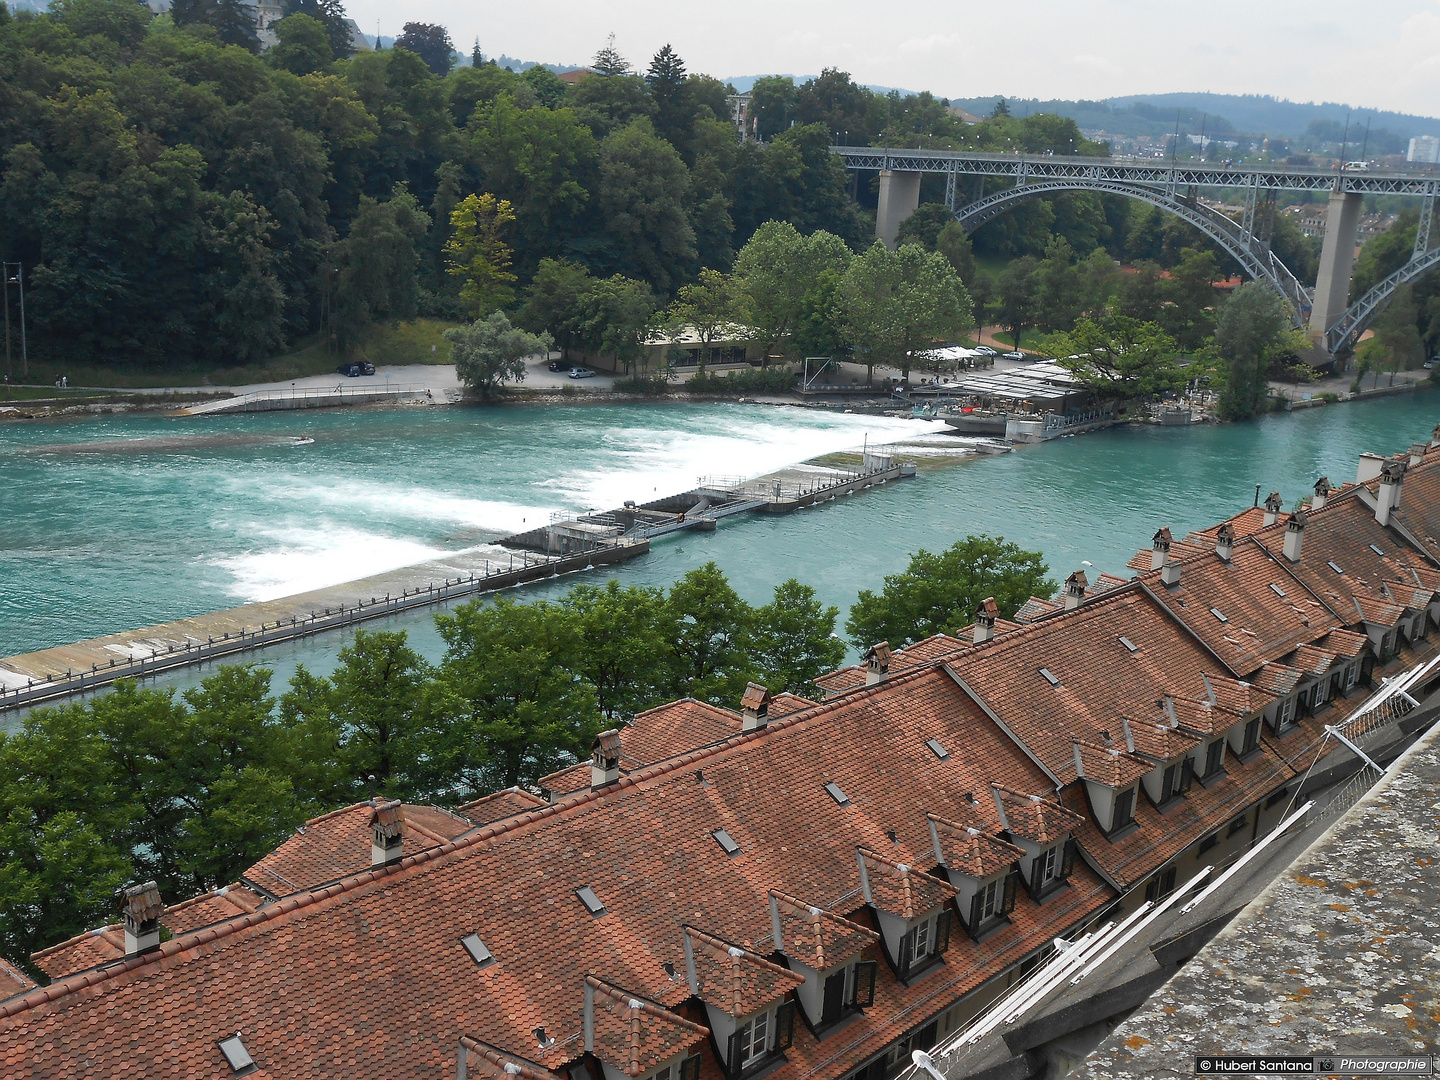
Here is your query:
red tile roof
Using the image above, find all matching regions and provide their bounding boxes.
[683,928,804,1017]
[993,785,1084,844]
[857,848,957,919]
[0,960,33,1002]
[241,801,472,898]
[453,787,548,825]
[586,975,710,1074]
[929,815,1024,879]
[769,891,879,970]
[462,1038,567,1080]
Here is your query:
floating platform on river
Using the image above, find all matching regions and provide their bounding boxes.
[0,457,915,711]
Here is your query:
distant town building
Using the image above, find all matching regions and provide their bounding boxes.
[1284,203,1396,244]
[1407,135,1440,164]
[557,69,593,84]
[728,90,754,141]
[946,105,983,125]
[141,0,369,53]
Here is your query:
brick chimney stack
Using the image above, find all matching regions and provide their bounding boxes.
[122,881,164,956]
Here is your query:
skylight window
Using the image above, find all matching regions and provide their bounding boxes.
[218,1034,255,1075]
[712,829,740,856]
[1210,607,1229,623]
[1328,561,1344,574]
[1039,667,1061,687]
[926,738,949,760]
[576,886,606,916]
[1370,544,1385,556]
[1118,636,1140,653]
[824,782,850,806]
[461,933,494,966]
[1269,583,1286,597]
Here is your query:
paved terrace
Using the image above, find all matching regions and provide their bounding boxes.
[1080,717,1440,1079]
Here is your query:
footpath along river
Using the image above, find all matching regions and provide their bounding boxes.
[3,391,1439,710]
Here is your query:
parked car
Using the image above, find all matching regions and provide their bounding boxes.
[973,345,998,356]
[1425,358,1438,370]
[358,362,375,376]
[338,364,361,377]
[568,367,597,379]
[1002,350,1026,360]
[547,360,563,372]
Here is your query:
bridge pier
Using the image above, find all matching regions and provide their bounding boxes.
[1308,190,1364,345]
[876,170,921,249]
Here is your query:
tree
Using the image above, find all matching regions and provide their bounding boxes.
[753,580,845,697]
[445,311,552,398]
[444,193,518,315]
[395,22,454,76]
[667,563,757,704]
[1161,247,1222,350]
[591,33,629,76]
[748,76,798,141]
[1213,282,1291,420]
[667,268,745,372]
[332,184,430,344]
[1055,316,1184,398]
[732,221,852,362]
[833,241,973,382]
[281,0,353,59]
[1031,237,1086,333]
[517,258,593,359]
[433,597,601,793]
[268,13,332,75]
[579,275,657,373]
[967,271,997,343]
[521,65,567,109]
[846,536,1055,650]
[936,221,975,284]
[170,0,259,51]
[645,44,690,148]
[996,256,1038,350]
[896,203,959,251]
[562,581,676,722]
[596,120,697,291]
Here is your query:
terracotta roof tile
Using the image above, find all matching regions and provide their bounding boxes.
[928,815,1023,879]
[454,787,549,825]
[0,960,34,1001]
[1122,717,1199,762]
[769,892,879,970]
[857,848,956,919]
[586,976,710,1074]
[683,928,804,1018]
[461,1038,567,1080]
[993,785,1084,844]
[1318,628,1369,660]
[1072,739,1152,787]
[766,693,820,718]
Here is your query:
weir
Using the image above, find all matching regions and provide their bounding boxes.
[0,457,916,712]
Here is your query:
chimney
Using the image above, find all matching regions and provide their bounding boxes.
[1262,492,1282,527]
[1356,452,1387,485]
[1063,570,1088,610]
[1214,521,1234,562]
[1160,557,1181,587]
[590,729,622,788]
[1283,509,1306,562]
[740,682,771,731]
[1119,716,1136,752]
[122,881,164,956]
[371,799,405,866]
[864,642,891,686]
[1376,459,1407,526]
[973,596,999,644]
[1312,476,1332,511]
[1150,527,1172,571]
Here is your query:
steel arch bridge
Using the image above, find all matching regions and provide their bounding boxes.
[831,147,1440,355]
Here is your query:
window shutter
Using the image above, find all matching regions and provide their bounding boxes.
[1001,870,1017,916]
[968,890,984,936]
[1029,852,1046,897]
[1179,756,1195,794]
[852,960,877,1007]
[726,1032,743,1079]
[775,1000,796,1051]
[821,970,846,1026]
[935,909,952,954]
[897,928,914,980]
[1060,838,1076,880]
[681,1057,701,1080]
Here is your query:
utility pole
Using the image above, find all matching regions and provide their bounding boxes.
[7,264,25,381]
[2,262,10,383]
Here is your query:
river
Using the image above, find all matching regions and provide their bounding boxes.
[3,392,1439,707]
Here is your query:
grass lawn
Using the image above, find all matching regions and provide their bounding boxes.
[6,318,461,391]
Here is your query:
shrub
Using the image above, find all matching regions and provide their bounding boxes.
[685,366,797,393]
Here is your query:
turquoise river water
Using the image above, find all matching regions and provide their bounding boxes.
[3,392,1440,708]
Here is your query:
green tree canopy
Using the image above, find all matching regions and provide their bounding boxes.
[1212,282,1294,420]
[666,562,757,704]
[394,23,454,76]
[732,221,851,362]
[1055,316,1184,398]
[445,310,551,397]
[332,184,430,343]
[269,13,332,75]
[752,580,845,697]
[833,241,973,381]
[846,536,1055,649]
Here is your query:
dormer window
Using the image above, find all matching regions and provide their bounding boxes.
[1111,786,1135,830]
[1237,716,1263,760]
[1202,738,1226,779]
[971,875,1012,930]
[768,891,879,1034]
[1024,840,1075,900]
[1272,695,1297,733]
[901,909,951,977]
[1154,759,1193,807]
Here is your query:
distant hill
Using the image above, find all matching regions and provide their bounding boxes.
[948,92,1440,141]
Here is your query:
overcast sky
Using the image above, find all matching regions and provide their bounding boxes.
[344,0,1440,117]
